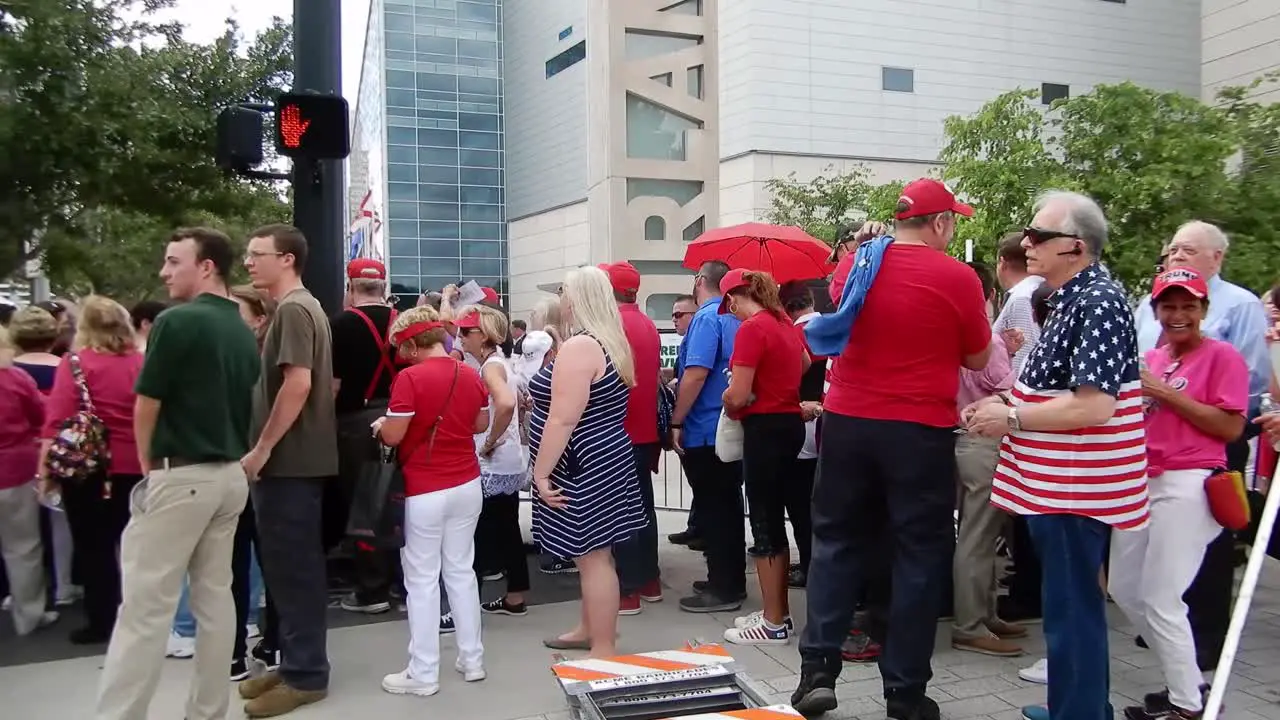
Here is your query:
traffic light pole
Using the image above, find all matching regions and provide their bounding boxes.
[292,0,346,314]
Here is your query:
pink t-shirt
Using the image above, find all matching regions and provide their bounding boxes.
[43,349,145,477]
[1144,338,1248,474]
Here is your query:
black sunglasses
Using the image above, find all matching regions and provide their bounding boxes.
[1023,226,1081,245]
[672,310,694,319]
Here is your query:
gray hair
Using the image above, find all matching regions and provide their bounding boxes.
[1174,220,1230,252]
[349,278,386,296]
[1034,190,1108,257]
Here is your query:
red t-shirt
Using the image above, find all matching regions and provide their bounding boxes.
[44,349,145,476]
[619,303,661,444]
[824,243,990,427]
[730,311,804,417]
[387,356,488,497]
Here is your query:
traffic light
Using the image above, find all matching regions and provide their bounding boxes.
[274,92,350,159]
[215,107,265,171]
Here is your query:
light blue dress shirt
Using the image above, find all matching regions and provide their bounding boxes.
[1134,274,1270,409]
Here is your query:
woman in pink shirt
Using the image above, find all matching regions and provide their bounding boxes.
[39,296,144,645]
[1109,268,1249,720]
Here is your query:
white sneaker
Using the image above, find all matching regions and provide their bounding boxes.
[733,610,795,631]
[1,596,11,611]
[455,661,486,682]
[1018,658,1048,684]
[723,621,790,646]
[247,623,261,639]
[382,669,440,696]
[54,585,83,607]
[39,610,59,627]
[165,631,195,659]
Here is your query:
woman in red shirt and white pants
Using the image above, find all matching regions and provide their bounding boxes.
[373,305,490,698]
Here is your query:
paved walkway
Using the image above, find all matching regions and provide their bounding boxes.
[3,510,1280,720]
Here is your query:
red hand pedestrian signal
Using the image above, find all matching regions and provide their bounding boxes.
[273,92,350,159]
[278,103,311,149]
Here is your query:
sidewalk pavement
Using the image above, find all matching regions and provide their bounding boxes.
[3,509,1280,720]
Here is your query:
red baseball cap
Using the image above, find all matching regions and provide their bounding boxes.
[1152,267,1209,301]
[346,258,386,280]
[454,309,482,329]
[717,268,751,314]
[598,262,642,295]
[480,286,500,303]
[894,179,974,220]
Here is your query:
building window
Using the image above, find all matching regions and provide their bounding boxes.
[645,293,682,324]
[882,67,914,93]
[644,216,666,241]
[558,26,573,41]
[626,93,702,161]
[1041,82,1070,105]
[546,41,586,79]
[682,217,705,243]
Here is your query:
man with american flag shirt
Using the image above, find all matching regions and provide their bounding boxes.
[967,191,1149,720]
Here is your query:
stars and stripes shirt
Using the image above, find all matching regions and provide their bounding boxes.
[991,263,1150,530]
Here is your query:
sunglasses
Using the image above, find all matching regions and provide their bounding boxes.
[672,310,693,320]
[1023,227,1082,245]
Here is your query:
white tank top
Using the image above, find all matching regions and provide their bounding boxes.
[475,354,525,476]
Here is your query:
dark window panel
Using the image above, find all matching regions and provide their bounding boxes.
[386,145,417,163]
[458,92,499,105]
[421,202,461,222]
[418,128,460,148]
[418,275,461,293]
[417,36,458,56]
[416,72,458,93]
[388,182,418,201]
[386,69,415,89]
[458,76,498,95]
[459,131,500,150]
[388,237,418,257]
[462,204,501,222]
[388,219,417,239]
[388,126,416,145]
[881,67,914,93]
[420,239,463,258]
[1041,82,1070,105]
[460,186,500,204]
[461,241,503,259]
[461,222,503,240]
[386,32,414,51]
[458,39,497,59]
[384,13,412,32]
[462,259,502,278]
[460,168,499,186]
[420,183,460,203]
[546,40,586,78]
[386,105,415,118]
[457,2,498,22]
[418,109,460,122]
[460,149,500,168]
[458,113,499,132]
[419,165,460,184]
[422,257,462,277]
[421,221,461,239]
[388,163,416,183]
[388,201,419,220]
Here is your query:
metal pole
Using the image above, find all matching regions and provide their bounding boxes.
[292,0,345,314]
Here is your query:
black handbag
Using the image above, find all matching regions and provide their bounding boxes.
[347,444,406,550]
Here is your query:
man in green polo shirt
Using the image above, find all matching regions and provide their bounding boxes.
[96,227,260,720]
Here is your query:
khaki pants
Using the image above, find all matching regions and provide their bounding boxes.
[952,435,1008,639]
[0,481,48,635]
[95,461,248,720]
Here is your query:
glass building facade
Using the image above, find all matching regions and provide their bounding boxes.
[380,0,506,301]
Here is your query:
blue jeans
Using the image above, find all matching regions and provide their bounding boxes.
[1026,514,1113,720]
[174,550,263,637]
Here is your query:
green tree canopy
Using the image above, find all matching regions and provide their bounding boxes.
[0,0,292,300]
[767,79,1280,294]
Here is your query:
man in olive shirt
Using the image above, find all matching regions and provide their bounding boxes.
[239,224,340,718]
[96,228,260,720]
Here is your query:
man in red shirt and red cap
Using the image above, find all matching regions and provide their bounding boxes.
[598,261,664,614]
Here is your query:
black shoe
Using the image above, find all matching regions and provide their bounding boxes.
[788,564,807,588]
[481,596,528,616]
[540,558,578,575]
[1143,684,1211,714]
[230,657,251,681]
[790,665,838,717]
[687,537,707,552]
[1124,704,1202,720]
[886,694,940,720]
[68,625,111,645]
[250,640,280,671]
[668,530,699,546]
[440,611,456,634]
[678,591,743,613]
[1136,634,1149,649]
[692,579,710,594]
[339,591,391,615]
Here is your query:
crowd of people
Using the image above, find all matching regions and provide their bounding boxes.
[0,177,1278,720]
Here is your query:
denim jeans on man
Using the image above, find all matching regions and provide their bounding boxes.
[800,413,956,701]
[1027,513,1113,720]
[174,554,263,635]
[616,444,660,594]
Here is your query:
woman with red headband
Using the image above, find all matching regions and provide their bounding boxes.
[371,305,491,699]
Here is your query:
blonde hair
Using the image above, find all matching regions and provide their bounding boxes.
[465,305,509,347]
[531,296,565,339]
[0,324,12,368]
[8,306,59,352]
[390,305,449,351]
[562,266,635,387]
[74,296,136,355]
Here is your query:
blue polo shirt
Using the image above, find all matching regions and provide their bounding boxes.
[679,296,740,448]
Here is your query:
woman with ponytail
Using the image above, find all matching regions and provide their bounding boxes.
[717,269,809,646]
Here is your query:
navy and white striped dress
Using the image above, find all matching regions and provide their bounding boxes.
[528,339,646,559]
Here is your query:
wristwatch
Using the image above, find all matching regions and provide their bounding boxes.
[1007,406,1022,433]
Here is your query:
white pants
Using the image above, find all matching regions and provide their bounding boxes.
[1109,469,1221,712]
[0,482,48,635]
[402,479,484,683]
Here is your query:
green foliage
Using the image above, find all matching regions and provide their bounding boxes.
[765,80,1280,294]
[0,0,293,301]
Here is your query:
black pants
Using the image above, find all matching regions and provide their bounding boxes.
[801,413,957,700]
[680,445,746,598]
[252,476,330,691]
[62,473,142,633]
[616,443,660,594]
[232,496,262,660]
[742,413,805,557]
[1005,515,1043,617]
[789,458,817,574]
[474,493,531,594]
[336,405,397,601]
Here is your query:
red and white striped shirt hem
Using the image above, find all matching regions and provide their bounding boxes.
[991,380,1150,531]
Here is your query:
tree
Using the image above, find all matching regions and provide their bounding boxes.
[765,165,881,243]
[0,0,293,300]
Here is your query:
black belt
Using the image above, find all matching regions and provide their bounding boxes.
[158,457,222,469]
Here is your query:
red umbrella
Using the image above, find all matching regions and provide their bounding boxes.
[682,222,835,283]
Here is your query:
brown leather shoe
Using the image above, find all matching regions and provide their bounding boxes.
[238,671,282,700]
[986,618,1030,639]
[952,634,1024,657]
[244,684,328,718]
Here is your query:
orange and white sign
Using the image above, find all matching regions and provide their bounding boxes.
[667,706,804,720]
[551,643,735,685]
